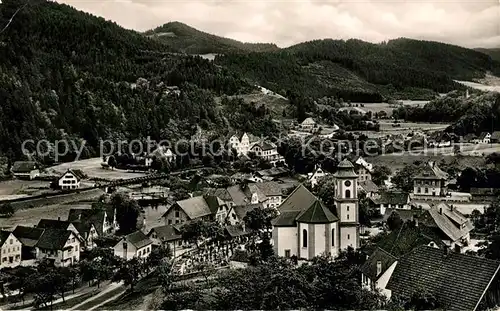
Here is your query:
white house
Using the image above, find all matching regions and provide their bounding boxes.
[145,146,176,166]
[360,248,398,298]
[35,228,82,267]
[11,161,39,180]
[0,231,22,269]
[308,167,329,188]
[228,133,251,156]
[300,117,317,131]
[250,141,282,164]
[58,169,85,190]
[472,132,491,144]
[114,231,153,260]
[272,159,360,260]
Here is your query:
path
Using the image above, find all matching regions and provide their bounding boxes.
[69,281,124,311]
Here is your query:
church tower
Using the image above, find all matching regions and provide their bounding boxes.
[333,159,360,250]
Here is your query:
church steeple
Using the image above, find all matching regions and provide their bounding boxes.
[333,159,359,250]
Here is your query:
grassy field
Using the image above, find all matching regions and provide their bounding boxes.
[357,100,429,117]
[48,158,147,180]
[215,92,289,118]
[368,154,486,171]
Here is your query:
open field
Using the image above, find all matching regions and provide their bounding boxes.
[368,154,486,171]
[358,121,450,138]
[358,100,429,116]
[48,158,147,180]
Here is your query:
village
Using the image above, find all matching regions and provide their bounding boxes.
[0,106,500,310]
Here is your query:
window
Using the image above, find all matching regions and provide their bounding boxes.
[168,219,172,225]
[345,190,351,198]
[347,214,350,220]
[417,187,421,193]
[123,242,128,250]
[331,229,335,246]
[347,234,350,240]
[175,220,180,224]
[302,229,308,248]
[175,211,180,218]
[285,250,291,257]
[425,188,429,193]
[9,239,12,244]
[347,206,349,212]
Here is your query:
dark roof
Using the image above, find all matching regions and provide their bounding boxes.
[37,219,72,230]
[252,141,277,151]
[279,184,318,212]
[0,230,13,247]
[256,167,288,177]
[148,225,182,242]
[232,203,263,221]
[68,208,106,235]
[371,191,409,205]
[386,246,500,311]
[254,181,282,196]
[479,132,490,140]
[272,211,302,227]
[11,161,37,173]
[360,248,397,281]
[206,188,233,201]
[359,180,379,193]
[413,162,448,180]
[71,222,92,236]
[333,160,358,178]
[13,226,45,247]
[383,208,417,222]
[225,224,252,237]
[60,169,86,181]
[165,195,220,220]
[419,206,473,242]
[124,231,152,249]
[296,201,338,224]
[35,228,73,250]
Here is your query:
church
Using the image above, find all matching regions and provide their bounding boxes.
[272,159,360,260]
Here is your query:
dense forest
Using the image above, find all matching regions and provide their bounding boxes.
[475,48,500,62]
[0,0,255,159]
[144,22,279,54]
[215,39,500,101]
[392,91,500,136]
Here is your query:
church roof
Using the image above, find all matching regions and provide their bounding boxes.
[296,201,338,224]
[278,184,317,212]
[333,160,358,178]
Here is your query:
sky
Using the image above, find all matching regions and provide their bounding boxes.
[59,0,500,48]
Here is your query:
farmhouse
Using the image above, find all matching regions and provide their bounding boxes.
[162,195,228,225]
[0,230,22,269]
[472,132,491,144]
[114,230,153,260]
[300,117,317,131]
[412,162,449,197]
[307,167,328,188]
[147,224,185,250]
[67,205,118,235]
[36,218,98,250]
[12,226,45,263]
[228,132,252,156]
[250,141,282,164]
[35,228,82,267]
[11,161,39,180]
[364,245,500,311]
[58,169,85,190]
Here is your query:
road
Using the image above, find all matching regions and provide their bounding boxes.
[69,281,125,311]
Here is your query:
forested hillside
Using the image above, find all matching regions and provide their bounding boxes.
[0,0,253,159]
[476,48,500,62]
[393,91,500,136]
[215,38,500,102]
[144,22,279,54]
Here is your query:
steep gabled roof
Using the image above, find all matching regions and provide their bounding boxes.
[360,247,397,281]
[11,161,37,173]
[359,180,379,193]
[425,208,473,242]
[232,203,263,221]
[296,201,338,224]
[386,246,500,311]
[37,219,72,230]
[0,231,13,247]
[414,162,448,180]
[123,230,152,249]
[68,208,107,235]
[168,196,213,220]
[60,169,86,181]
[278,184,317,212]
[12,226,45,247]
[148,225,182,242]
[272,211,302,227]
[36,228,73,250]
[254,181,282,197]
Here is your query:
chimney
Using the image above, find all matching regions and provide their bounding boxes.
[450,205,454,211]
[439,208,442,215]
[443,245,451,257]
[58,217,61,221]
[376,261,382,276]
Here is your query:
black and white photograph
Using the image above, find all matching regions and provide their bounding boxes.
[0,0,499,309]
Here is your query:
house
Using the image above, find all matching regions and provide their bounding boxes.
[67,205,118,235]
[147,225,186,252]
[228,133,252,156]
[272,159,360,260]
[358,180,379,198]
[300,117,317,131]
[36,218,97,250]
[412,162,449,197]
[114,230,153,260]
[370,191,410,215]
[379,246,500,311]
[209,182,284,210]
[57,169,85,190]
[0,230,22,268]
[382,208,417,224]
[11,161,39,180]
[145,146,176,166]
[491,131,500,143]
[417,203,473,252]
[227,203,263,225]
[12,226,45,263]
[347,155,373,182]
[360,248,397,297]
[472,132,491,144]
[162,195,228,225]
[427,132,452,147]
[35,228,82,267]
[230,172,262,184]
[308,167,329,188]
[250,141,283,164]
